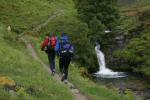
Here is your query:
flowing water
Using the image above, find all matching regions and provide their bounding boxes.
[94,44,126,78]
[93,73,150,100]
[93,44,150,100]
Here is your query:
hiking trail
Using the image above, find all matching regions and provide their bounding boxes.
[19,10,89,100]
[21,38,89,100]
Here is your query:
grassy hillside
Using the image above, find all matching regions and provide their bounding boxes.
[0,0,98,71]
[0,0,137,100]
[0,0,77,99]
[0,23,74,100]
[28,36,135,100]
[0,0,76,33]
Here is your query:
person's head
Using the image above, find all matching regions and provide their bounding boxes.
[60,32,70,42]
[45,33,49,36]
[45,33,49,38]
[61,32,66,36]
[49,32,56,37]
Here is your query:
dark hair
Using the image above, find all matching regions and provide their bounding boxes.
[45,33,49,36]
[61,32,66,36]
[48,33,55,37]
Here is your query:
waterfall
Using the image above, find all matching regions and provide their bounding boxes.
[94,44,126,78]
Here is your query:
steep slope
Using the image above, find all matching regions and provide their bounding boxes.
[0,0,77,99]
[0,0,136,100]
[0,0,76,33]
[112,0,150,75]
[27,36,134,100]
[0,23,74,100]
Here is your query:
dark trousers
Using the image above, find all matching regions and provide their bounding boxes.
[59,57,71,80]
[47,50,56,73]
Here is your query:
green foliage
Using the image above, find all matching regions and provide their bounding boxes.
[0,86,12,100]
[117,16,140,34]
[0,24,74,100]
[30,36,134,100]
[0,0,77,33]
[124,90,135,100]
[0,0,98,70]
[73,0,120,69]
[139,10,150,32]
[114,32,150,75]
[69,63,134,100]
[88,17,106,41]
[74,0,119,30]
[37,13,98,70]
[113,6,150,75]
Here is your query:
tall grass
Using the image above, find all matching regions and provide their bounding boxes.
[29,35,135,100]
[0,24,74,100]
[0,0,76,33]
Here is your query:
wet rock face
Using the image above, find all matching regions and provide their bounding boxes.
[115,35,125,48]
[106,36,126,68]
[101,33,128,70]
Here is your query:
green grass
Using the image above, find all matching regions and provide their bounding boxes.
[117,0,150,76]
[0,0,140,99]
[29,36,135,100]
[26,35,49,65]
[0,23,74,100]
[0,0,76,33]
[69,64,135,100]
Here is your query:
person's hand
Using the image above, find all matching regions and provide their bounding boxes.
[45,50,48,53]
[56,52,59,57]
[41,48,44,51]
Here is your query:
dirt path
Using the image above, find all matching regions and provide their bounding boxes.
[21,38,89,100]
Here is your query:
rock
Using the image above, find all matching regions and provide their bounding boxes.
[9,90,17,97]
[0,76,15,87]
[7,26,11,31]
[71,89,79,93]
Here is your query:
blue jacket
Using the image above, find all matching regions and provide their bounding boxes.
[55,35,74,56]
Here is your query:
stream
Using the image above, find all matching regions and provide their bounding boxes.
[94,44,150,100]
[93,73,150,100]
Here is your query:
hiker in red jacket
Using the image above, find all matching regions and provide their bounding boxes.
[41,34,57,76]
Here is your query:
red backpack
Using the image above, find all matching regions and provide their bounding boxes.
[48,36,57,49]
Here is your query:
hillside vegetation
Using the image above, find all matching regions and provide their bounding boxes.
[119,0,150,16]
[0,23,74,100]
[0,0,137,100]
[0,0,76,31]
[112,0,150,75]
[28,35,135,100]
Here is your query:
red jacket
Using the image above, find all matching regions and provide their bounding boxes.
[41,37,49,50]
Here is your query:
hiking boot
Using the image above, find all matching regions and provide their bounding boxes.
[61,73,65,81]
[64,80,68,84]
[51,71,55,76]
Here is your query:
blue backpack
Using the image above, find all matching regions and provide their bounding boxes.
[59,36,74,57]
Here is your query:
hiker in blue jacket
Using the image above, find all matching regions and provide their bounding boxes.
[55,33,74,83]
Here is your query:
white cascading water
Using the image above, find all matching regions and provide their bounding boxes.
[95,44,126,78]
